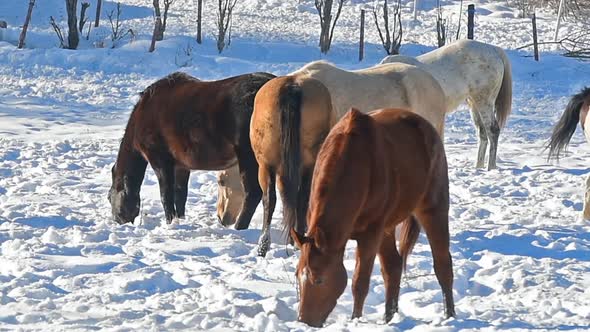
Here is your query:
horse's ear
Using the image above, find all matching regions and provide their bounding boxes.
[290,228,310,248]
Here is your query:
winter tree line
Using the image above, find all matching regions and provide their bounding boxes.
[7,0,590,58]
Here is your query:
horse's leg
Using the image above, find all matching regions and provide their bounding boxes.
[470,106,488,169]
[351,230,381,319]
[415,208,455,318]
[295,169,313,236]
[377,230,403,323]
[584,174,590,220]
[174,167,190,219]
[257,167,276,257]
[475,100,501,170]
[149,153,177,223]
[234,149,262,230]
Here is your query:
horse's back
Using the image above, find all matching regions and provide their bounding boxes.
[420,40,507,107]
[370,108,447,221]
[251,74,334,169]
[370,108,444,175]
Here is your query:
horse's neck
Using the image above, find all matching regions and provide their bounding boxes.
[115,128,147,189]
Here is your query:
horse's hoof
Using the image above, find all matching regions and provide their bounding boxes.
[383,305,397,323]
[257,246,269,257]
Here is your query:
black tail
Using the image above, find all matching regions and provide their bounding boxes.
[279,83,303,235]
[547,87,590,160]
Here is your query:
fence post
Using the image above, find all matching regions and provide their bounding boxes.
[196,0,202,44]
[359,9,365,62]
[467,4,475,40]
[532,12,539,61]
[18,0,36,49]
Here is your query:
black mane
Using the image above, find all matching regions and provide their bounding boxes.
[140,72,200,98]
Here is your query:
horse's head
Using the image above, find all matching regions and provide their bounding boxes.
[216,166,244,227]
[108,162,141,224]
[292,229,347,327]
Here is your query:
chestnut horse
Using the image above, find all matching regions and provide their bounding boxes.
[248,75,335,256]
[292,108,455,327]
[547,87,590,219]
[109,71,275,225]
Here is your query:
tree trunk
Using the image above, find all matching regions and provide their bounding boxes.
[94,0,102,27]
[320,0,333,54]
[153,0,164,41]
[79,2,90,32]
[18,0,36,49]
[66,0,80,49]
[149,16,161,52]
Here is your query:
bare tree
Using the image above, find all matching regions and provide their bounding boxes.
[18,0,36,49]
[108,2,133,48]
[216,0,238,53]
[161,0,175,35]
[94,0,102,27]
[436,0,446,48]
[152,0,164,41]
[455,0,463,40]
[373,0,402,55]
[152,0,175,41]
[79,2,90,32]
[66,0,80,49]
[50,16,67,48]
[315,0,345,54]
[149,15,161,52]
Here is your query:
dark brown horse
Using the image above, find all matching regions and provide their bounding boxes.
[109,71,275,226]
[249,74,335,257]
[547,87,590,218]
[292,108,455,327]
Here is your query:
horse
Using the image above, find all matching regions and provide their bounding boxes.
[109,71,275,226]
[246,75,335,257]
[217,61,448,226]
[547,87,590,219]
[380,39,512,170]
[292,108,454,327]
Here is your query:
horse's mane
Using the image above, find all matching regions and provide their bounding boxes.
[296,60,337,74]
[139,71,200,99]
[575,86,590,101]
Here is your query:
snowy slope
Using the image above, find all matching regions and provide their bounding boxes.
[1,0,590,331]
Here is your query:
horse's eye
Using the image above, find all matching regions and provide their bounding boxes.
[314,277,323,285]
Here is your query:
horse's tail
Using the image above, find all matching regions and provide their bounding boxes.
[399,215,421,271]
[495,49,513,129]
[279,83,303,235]
[547,87,590,160]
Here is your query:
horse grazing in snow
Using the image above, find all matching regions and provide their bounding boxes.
[547,87,590,219]
[293,108,454,327]
[216,61,448,227]
[109,71,275,226]
[381,39,512,170]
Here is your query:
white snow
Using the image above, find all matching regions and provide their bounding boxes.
[1,0,589,331]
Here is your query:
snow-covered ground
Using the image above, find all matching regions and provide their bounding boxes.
[1,0,589,330]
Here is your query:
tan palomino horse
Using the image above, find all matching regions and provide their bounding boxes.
[217,61,448,226]
[245,75,335,257]
[293,108,454,327]
[381,39,512,170]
